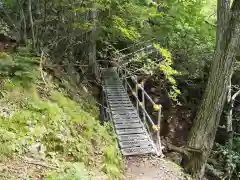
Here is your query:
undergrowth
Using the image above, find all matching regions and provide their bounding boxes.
[0,52,123,179]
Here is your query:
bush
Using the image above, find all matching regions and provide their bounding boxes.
[0,52,39,86]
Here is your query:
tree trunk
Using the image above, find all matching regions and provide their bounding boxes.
[88,9,99,80]
[216,0,230,48]
[227,88,240,140]
[224,73,234,180]
[224,87,240,179]
[226,73,233,148]
[18,0,27,44]
[28,0,35,49]
[182,0,240,179]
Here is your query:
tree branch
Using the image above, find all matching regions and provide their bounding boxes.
[232,89,240,101]
[205,20,217,27]
[164,142,202,158]
[205,11,217,27]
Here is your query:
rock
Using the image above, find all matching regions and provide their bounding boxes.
[0,106,15,118]
[28,143,46,160]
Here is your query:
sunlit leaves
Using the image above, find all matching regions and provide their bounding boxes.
[111,15,140,40]
[155,0,216,78]
[153,43,181,101]
[0,20,10,36]
[72,23,93,30]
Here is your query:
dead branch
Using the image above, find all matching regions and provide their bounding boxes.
[25,161,57,169]
[205,20,217,27]
[205,11,217,27]
[165,142,188,156]
[232,89,240,101]
[164,141,202,158]
[23,159,58,169]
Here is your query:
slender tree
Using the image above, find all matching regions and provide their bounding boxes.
[88,9,98,79]
[182,0,240,179]
[28,0,35,49]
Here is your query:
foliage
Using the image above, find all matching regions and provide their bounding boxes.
[154,44,181,101]
[1,0,216,78]
[208,142,240,179]
[0,128,19,159]
[46,162,90,180]
[2,0,240,179]
[0,76,123,179]
[103,145,123,179]
[152,0,215,78]
[123,42,181,101]
[96,0,216,104]
[1,0,215,99]
[0,52,39,86]
[97,0,215,79]
[0,20,10,36]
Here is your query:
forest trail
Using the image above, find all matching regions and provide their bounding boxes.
[124,156,193,180]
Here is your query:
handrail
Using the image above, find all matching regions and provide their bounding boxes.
[120,44,155,60]
[101,41,163,156]
[131,77,155,105]
[116,38,156,53]
[117,66,163,156]
[126,80,155,126]
[112,40,157,68]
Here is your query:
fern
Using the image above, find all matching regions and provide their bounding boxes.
[0,52,39,86]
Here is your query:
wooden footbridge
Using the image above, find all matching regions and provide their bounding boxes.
[100,41,163,156]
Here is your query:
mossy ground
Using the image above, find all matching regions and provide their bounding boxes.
[0,52,123,179]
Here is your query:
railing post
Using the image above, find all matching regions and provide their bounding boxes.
[120,68,123,86]
[141,50,144,59]
[102,88,109,122]
[135,76,139,113]
[141,81,146,123]
[157,105,162,156]
[117,67,122,81]
[117,67,120,78]
[124,70,127,89]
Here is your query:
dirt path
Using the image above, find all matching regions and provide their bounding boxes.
[1,155,192,180]
[124,156,192,180]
